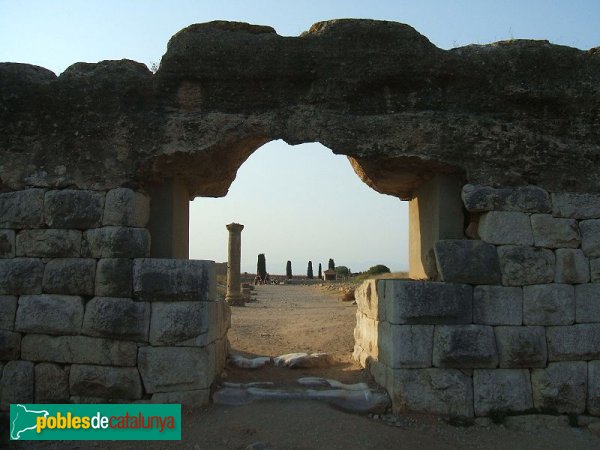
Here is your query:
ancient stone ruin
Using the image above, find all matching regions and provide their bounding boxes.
[1,19,599,417]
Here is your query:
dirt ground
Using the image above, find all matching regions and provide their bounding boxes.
[4,284,600,449]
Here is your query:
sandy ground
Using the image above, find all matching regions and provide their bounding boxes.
[4,284,600,449]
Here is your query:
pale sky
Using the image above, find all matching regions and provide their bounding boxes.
[1,1,599,274]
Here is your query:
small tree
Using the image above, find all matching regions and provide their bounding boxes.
[335,266,350,278]
[318,263,322,279]
[307,261,313,279]
[328,258,335,270]
[366,264,391,275]
[257,254,267,281]
[286,260,293,279]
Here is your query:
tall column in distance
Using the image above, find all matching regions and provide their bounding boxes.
[225,223,245,306]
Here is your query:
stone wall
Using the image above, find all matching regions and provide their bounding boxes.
[354,184,600,417]
[0,187,229,407]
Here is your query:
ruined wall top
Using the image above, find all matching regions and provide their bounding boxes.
[1,19,599,198]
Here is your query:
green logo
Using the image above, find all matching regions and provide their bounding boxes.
[10,404,181,440]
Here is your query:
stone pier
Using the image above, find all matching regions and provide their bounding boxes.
[225,223,244,306]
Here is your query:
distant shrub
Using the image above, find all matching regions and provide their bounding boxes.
[335,266,350,278]
[286,260,292,279]
[366,264,391,275]
[307,261,313,279]
[318,263,322,279]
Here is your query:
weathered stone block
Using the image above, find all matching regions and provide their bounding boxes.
[478,211,533,245]
[42,258,96,295]
[588,361,600,415]
[379,323,433,369]
[103,188,150,227]
[555,249,589,284]
[473,369,533,416]
[1,360,34,407]
[388,368,474,417]
[591,258,600,283]
[433,325,498,368]
[95,258,133,297]
[16,294,84,335]
[83,227,150,258]
[355,280,381,321]
[498,245,555,286]
[354,313,379,357]
[576,284,600,323]
[149,301,208,346]
[138,346,210,393]
[383,280,472,325]
[70,364,142,399]
[151,389,210,406]
[16,229,82,257]
[44,189,105,229]
[462,185,551,213]
[133,259,215,302]
[434,240,501,284]
[35,363,69,403]
[530,214,580,248]
[531,361,587,414]
[0,189,45,228]
[547,324,600,361]
[82,297,150,342]
[0,258,43,294]
[473,285,522,325]
[523,284,574,325]
[0,329,20,360]
[581,219,600,258]
[0,295,17,330]
[552,192,600,219]
[0,230,15,258]
[494,326,547,368]
[21,334,137,366]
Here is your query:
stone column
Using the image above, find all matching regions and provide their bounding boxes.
[225,223,244,305]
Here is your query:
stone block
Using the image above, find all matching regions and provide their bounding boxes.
[588,361,600,415]
[15,294,84,335]
[591,258,600,283]
[353,313,379,357]
[1,360,34,407]
[388,368,474,417]
[523,284,574,325]
[473,369,533,416]
[138,346,211,393]
[478,211,533,245]
[16,229,82,257]
[581,219,600,258]
[83,227,150,258]
[383,280,472,325]
[355,280,381,321]
[82,297,150,342]
[433,325,498,368]
[95,258,133,297]
[462,184,551,213]
[434,240,501,284]
[552,192,600,219]
[149,301,208,346]
[151,389,210,406]
[35,363,69,403]
[473,285,522,325]
[531,361,587,414]
[547,324,600,361]
[498,245,555,286]
[494,326,547,368]
[21,333,137,366]
[576,284,600,323]
[0,189,45,228]
[0,230,15,258]
[0,329,21,360]
[379,323,433,369]
[0,295,17,330]
[133,259,215,302]
[103,188,150,227]
[0,258,43,294]
[555,249,589,284]
[42,258,96,295]
[530,214,580,248]
[44,189,105,229]
[70,364,142,399]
